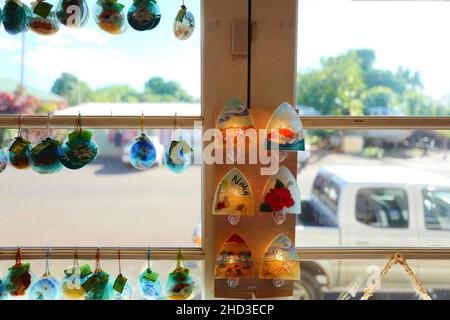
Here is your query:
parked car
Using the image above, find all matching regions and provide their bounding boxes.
[121,136,165,167]
[296,165,450,299]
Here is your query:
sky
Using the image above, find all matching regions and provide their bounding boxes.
[0,0,450,100]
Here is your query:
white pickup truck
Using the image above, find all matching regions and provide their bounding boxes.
[295,165,450,299]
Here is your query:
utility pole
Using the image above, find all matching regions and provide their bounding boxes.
[17,33,26,97]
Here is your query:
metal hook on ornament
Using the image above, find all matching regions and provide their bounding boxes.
[227,277,239,288]
[273,212,287,225]
[272,279,285,288]
[228,214,241,226]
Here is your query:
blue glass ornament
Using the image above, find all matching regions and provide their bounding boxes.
[0,274,10,301]
[29,275,60,300]
[31,137,63,174]
[0,148,8,173]
[130,133,157,170]
[137,268,161,300]
[1,0,31,35]
[9,136,31,169]
[59,129,98,169]
[111,281,132,300]
[163,139,192,174]
[127,0,160,31]
[56,0,89,28]
[83,269,112,300]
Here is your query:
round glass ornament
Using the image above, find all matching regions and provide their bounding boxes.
[3,262,35,297]
[127,0,160,31]
[93,0,127,35]
[83,269,113,300]
[30,137,63,174]
[173,5,195,40]
[111,281,132,300]
[1,0,31,35]
[166,251,198,300]
[137,268,161,300]
[163,139,192,174]
[59,129,98,169]
[28,1,60,35]
[9,136,32,169]
[29,275,60,300]
[130,133,157,170]
[0,148,8,173]
[0,274,10,301]
[61,264,90,299]
[56,0,89,28]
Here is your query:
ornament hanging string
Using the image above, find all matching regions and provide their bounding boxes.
[44,247,50,276]
[46,112,53,137]
[18,112,23,138]
[15,247,21,265]
[118,247,122,275]
[147,247,152,272]
[176,247,184,269]
[95,248,101,272]
[73,247,79,267]
[140,111,145,135]
[172,112,178,140]
[76,112,82,133]
[361,253,431,300]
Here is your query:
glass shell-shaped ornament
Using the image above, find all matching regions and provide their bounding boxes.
[56,0,89,28]
[82,268,112,300]
[93,0,127,35]
[9,136,32,169]
[29,275,61,300]
[137,268,161,300]
[30,137,63,174]
[127,0,160,31]
[59,129,98,169]
[0,148,8,173]
[173,5,194,40]
[130,133,157,170]
[260,166,301,225]
[28,1,60,35]
[1,0,31,35]
[3,261,35,297]
[0,273,10,301]
[166,252,197,300]
[163,139,192,174]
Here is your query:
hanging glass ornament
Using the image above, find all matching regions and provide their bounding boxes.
[130,113,157,170]
[173,3,194,40]
[59,115,98,169]
[111,249,133,300]
[61,251,90,299]
[82,249,112,300]
[166,249,198,300]
[164,117,193,174]
[3,248,35,297]
[28,0,60,35]
[29,249,61,300]
[0,148,8,173]
[9,114,31,169]
[0,273,10,301]
[1,0,31,35]
[93,0,128,35]
[56,0,89,28]
[127,0,160,31]
[137,248,161,300]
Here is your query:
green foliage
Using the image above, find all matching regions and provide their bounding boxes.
[363,86,398,109]
[92,85,141,103]
[51,73,93,106]
[144,77,195,102]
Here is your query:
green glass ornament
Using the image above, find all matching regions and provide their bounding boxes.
[9,136,31,169]
[1,0,31,35]
[59,129,98,169]
[127,0,160,31]
[30,137,63,174]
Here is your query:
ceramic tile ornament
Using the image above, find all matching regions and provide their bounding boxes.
[93,0,127,35]
[166,249,198,300]
[3,248,35,297]
[214,234,254,288]
[1,0,31,35]
[266,102,305,152]
[217,97,254,145]
[260,166,301,225]
[259,233,300,287]
[213,167,254,225]
[28,0,60,35]
[56,0,89,28]
[29,250,61,300]
[137,249,161,300]
[173,3,194,40]
[127,0,160,31]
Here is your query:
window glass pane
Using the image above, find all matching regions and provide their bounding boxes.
[297,0,450,116]
[355,188,409,228]
[423,188,450,231]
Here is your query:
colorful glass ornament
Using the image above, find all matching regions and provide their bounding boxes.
[3,248,35,297]
[29,250,61,300]
[9,136,31,169]
[56,0,89,28]
[82,250,112,300]
[59,118,98,169]
[217,97,254,144]
[166,249,198,300]
[173,3,195,40]
[0,273,10,301]
[127,0,160,31]
[0,148,8,173]
[28,0,60,35]
[94,0,127,35]
[260,166,301,225]
[212,167,254,225]
[111,249,133,300]
[31,137,63,174]
[259,233,300,287]
[130,115,157,170]
[164,122,193,174]
[1,0,31,35]
[214,234,254,288]
[266,102,305,152]
[61,251,90,299]
[137,249,161,300]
